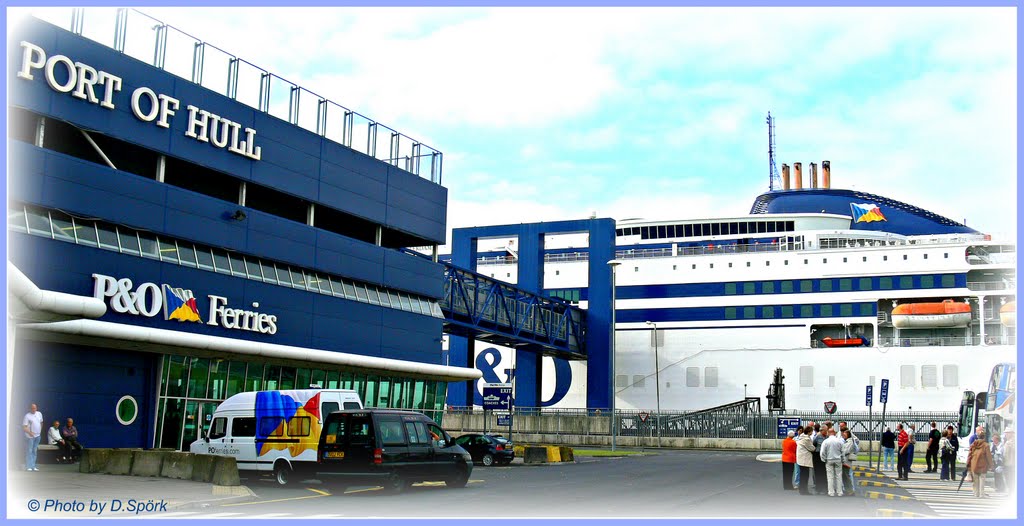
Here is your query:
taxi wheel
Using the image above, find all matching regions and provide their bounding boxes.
[445,470,469,488]
[482,454,495,467]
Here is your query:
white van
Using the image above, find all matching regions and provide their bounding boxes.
[190,389,362,485]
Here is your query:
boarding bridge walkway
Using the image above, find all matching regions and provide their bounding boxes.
[439,260,586,360]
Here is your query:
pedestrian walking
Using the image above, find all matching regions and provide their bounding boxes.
[925,422,941,473]
[896,423,910,480]
[990,434,1005,492]
[812,423,828,494]
[906,424,917,473]
[881,426,896,470]
[939,428,954,480]
[796,426,815,495]
[967,430,993,498]
[821,429,845,497]
[782,430,797,490]
[22,403,43,471]
[841,429,857,496]
[946,425,960,481]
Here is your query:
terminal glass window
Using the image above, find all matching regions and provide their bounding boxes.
[97,223,120,250]
[186,358,209,399]
[118,229,141,255]
[178,243,198,268]
[226,363,245,398]
[208,360,228,400]
[245,364,264,392]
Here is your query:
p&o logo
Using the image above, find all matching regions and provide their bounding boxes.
[92,274,278,335]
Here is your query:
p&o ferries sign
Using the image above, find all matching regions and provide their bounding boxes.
[93,274,279,335]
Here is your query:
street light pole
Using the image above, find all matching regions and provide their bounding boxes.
[645,320,661,447]
[608,260,621,451]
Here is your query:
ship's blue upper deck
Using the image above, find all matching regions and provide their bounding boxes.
[751,188,978,236]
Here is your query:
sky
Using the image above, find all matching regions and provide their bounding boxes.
[15,6,1018,245]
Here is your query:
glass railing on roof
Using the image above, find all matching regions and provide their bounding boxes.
[26,7,443,185]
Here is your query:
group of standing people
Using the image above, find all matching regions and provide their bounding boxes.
[781,420,860,497]
[22,403,82,471]
[965,426,1015,499]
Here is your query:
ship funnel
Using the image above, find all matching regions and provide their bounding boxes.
[822,160,831,188]
[793,162,803,189]
[781,164,790,190]
[810,162,818,189]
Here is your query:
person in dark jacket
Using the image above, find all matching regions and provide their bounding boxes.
[926,422,941,473]
[946,425,960,481]
[812,424,827,494]
[881,426,897,471]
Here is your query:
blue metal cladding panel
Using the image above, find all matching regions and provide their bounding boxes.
[382,250,444,300]
[313,230,386,286]
[8,141,47,203]
[11,340,157,450]
[243,209,318,270]
[9,235,442,361]
[10,18,447,244]
[380,309,444,363]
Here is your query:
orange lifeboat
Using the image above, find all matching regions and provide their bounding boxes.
[891,300,972,329]
[1000,301,1015,327]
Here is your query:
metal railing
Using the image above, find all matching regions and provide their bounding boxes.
[27,8,443,184]
[444,406,959,442]
[967,281,1015,291]
[877,335,1016,347]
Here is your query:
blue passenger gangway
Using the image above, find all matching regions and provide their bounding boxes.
[439,261,586,360]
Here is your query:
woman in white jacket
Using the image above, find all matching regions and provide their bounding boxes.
[841,430,857,496]
[796,427,816,495]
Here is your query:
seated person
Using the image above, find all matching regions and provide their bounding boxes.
[61,418,82,460]
[47,420,67,461]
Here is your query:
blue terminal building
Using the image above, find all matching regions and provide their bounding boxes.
[7,11,480,452]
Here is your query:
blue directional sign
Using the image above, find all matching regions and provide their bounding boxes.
[482,383,513,410]
[880,379,890,404]
[497,413,511,426]
[777,417,801,438]
[866,385,874,407]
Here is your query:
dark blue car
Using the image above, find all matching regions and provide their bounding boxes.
[452,434,515,466]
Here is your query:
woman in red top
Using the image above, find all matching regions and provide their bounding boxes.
[782,428,798,490]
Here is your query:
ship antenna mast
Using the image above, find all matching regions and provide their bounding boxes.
[767,112,780,191]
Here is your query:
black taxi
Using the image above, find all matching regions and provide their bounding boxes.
[314,409,472,493]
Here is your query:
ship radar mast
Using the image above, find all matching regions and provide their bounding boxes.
[767,112,780,191]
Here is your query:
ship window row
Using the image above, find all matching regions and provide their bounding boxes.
[10,204,443,319]
[724,303,876,320]
[616,221,796,239]
[724,275,958,295]
[9,108,430,250]
[799,365,958,388]
[616,367,718,389]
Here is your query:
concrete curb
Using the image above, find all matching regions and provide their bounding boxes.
[864,491,914,501]
[858,480,900,488]
[167,485,257,510]
[853,472,887,478]
[876,508,931,518]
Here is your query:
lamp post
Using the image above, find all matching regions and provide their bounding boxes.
[645,320,661,447]
[608,259,622,451]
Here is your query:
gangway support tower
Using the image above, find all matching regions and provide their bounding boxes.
[448,219,616,410]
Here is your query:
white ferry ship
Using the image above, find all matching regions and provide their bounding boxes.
[457,164,1016,414]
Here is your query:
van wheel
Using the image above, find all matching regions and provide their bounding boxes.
[481,453,495,467]
[273,463,292,486]
[445,470,469,488]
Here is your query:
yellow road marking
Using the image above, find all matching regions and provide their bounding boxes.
[221,488,331,507]
[864,491,913,501]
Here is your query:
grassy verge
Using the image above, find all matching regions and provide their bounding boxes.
[573,449,650,457]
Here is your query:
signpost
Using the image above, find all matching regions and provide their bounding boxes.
[866,385,874,468]
[877,379,889,471]
[777,417,801,438]
[824,401,837,414]
[483,383,513,437]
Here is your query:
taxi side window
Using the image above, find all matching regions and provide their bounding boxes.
[324,417,347,445]
[405,421,430,445]
[428,424,446,444]
[209,417,228,440]
[379,419,407,446]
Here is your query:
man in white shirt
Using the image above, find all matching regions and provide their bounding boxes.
[22,403,43,471]
[820,428,846,497]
